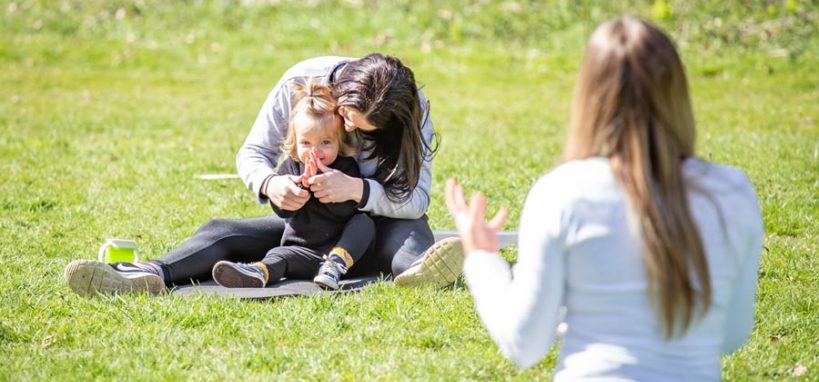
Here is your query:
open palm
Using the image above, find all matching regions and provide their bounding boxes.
[444,178,509,255]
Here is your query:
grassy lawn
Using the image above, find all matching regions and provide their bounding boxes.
[1,0,817,380]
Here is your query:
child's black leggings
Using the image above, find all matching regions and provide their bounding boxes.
[260,213,374,282]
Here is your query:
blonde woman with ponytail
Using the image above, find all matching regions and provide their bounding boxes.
[447,17,764,380]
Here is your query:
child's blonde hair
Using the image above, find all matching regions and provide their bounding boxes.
[282,79,356,161]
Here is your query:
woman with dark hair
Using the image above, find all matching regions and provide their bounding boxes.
[64,53,462,296]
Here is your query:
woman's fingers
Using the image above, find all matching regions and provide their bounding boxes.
[446,179,506,252]
[445,178,463,214]
[455,182,468,210]
[277,178,310,211]
[446,179,468,214]
[285,181,309,198]
[308,173,328,188]
[306,172,341,203]
[488,207,509,230]
[312,189,330,200]
[469,192,487,222]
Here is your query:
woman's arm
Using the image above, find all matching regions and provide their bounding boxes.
[721,187,764,354]
[236,79,291,203]
[448,177,567,368]
[236,78,311,211]
[359,154,431,219]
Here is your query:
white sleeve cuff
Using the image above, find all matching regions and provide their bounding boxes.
[464,250,512,296]
[250,168,276,204]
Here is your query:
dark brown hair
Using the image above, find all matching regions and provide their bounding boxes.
[332,53,438,202]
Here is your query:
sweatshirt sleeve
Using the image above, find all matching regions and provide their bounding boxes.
[358,91,433,219]
[463,175,567,368]
[720,183,765,354]
[236,79,292,204]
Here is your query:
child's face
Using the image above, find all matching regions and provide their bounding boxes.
[293,113,340,166]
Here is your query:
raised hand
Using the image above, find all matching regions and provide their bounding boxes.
[444,178,508,256]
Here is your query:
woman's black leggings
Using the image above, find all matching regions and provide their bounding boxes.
[151,214,434,286]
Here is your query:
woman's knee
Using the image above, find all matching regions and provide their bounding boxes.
[391,250,419,276]
[351,214,376,236]
[373,217,434,275]
[195,218,237,239]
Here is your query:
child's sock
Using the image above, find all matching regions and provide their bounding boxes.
[120,261,164,280]
[328,247,354,269]
[253,262,270,285]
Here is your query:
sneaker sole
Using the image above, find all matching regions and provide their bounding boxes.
[212,261,265,288]
[64,260,166,297]
[313,275,339,290]
[393,237,464,288]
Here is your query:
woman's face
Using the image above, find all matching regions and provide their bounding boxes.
[337,105,377,133]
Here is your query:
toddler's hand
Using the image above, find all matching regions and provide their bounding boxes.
[299,149,320,188]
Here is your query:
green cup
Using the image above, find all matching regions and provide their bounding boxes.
[98,239,139,263]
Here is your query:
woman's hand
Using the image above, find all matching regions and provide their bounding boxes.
[265,175,310,211]
[445,178,509,256]
[308,161,364,204]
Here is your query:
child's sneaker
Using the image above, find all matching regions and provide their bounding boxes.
[313,258,348,290]
[394,237,464,288]
[212,261,267,288]
[64,260,166,297]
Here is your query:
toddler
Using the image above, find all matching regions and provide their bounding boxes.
[212,79,374,290]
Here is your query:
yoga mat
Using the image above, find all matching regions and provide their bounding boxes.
[172,276,380,299]
[173,231,518,299]
[432,230,518,248]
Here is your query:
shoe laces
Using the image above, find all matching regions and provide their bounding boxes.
[231,262,265,280]
[321,255,348,275]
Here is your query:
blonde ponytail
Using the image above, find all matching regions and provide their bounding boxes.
[291,79,336,115]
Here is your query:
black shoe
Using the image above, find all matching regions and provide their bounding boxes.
[212,261,267,288]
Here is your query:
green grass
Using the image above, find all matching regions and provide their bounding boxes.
[1,0,817,380]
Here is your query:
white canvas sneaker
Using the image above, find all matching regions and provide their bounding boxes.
[394,237,464,288]
[64,260,166,297]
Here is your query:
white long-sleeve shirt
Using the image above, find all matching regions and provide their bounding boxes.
[236,56,434,219]
[464,157,764,381]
